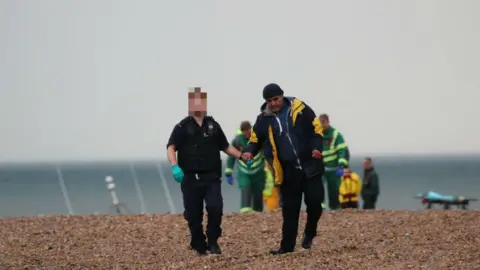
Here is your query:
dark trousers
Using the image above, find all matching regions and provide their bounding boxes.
[181,172,223,251]
[341,201,358,209]
[241,188,264,212]
[362,195,378,209]
[279,166,325,251]
[277,186,284,208]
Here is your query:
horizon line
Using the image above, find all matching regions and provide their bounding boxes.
[1,152,480,165]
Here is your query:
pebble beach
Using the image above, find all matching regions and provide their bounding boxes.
[1,210,479,269]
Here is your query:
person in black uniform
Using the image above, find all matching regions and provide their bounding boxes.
[166,87,245,256]
[242,83,325,255]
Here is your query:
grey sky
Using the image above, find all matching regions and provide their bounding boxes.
[1,0,479,162]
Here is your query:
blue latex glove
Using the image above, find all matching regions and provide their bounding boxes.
[226,175,234,185]
[335,166,344,177]
[172,165,184,183]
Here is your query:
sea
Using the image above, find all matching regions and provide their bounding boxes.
[0,155,479,217]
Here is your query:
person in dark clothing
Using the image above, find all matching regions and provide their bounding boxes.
[361,157,380,209]
[242,83,325,255]
[166,87,245,256]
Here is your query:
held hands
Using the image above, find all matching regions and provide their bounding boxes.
[241,152,253,161]
[172,164,184,183]
[240,153,254,167]
[312,149,322,159]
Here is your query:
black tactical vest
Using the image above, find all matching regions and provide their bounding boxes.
[177,116,222,176]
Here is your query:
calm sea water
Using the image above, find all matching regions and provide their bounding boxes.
[0,156,479,217]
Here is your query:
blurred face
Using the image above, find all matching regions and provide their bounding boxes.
[188,88,207,116]
[242,129,251,139]
[266,95,284,112]
[364,159,372,169]
[320,117,330,130]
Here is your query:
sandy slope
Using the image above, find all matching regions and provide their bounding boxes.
[1,210,479,269]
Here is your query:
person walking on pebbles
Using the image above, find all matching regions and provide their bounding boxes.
[166,87,245,256]
[361,157,380,209]
[224,121,268,213]
[242,83,325,255]
[319,113,350,210]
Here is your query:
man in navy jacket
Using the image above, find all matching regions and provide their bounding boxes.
[242,83,325,255]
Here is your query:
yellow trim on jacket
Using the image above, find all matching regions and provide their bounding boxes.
[250,98,323,185]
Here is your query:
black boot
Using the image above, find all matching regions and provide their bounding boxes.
[207,241,222,254]
[195,249,207,256]
[190,245,207,256]
[190,242,208,256]
[301,233,314,249]
[270,248,293,255]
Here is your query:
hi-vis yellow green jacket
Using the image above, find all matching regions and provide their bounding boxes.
[244,97,324,185]
[322,126,349,169]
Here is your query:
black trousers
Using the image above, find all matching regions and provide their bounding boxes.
[241,188,264,212]
[181,172,223,251]
[362,195,378,209]
[341,201,358,209]
[277,185,284,208]
[279,166,325,251]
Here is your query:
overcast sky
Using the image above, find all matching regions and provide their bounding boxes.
[1,0,479,162]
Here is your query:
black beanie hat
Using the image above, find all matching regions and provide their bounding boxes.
[263,83,284,100]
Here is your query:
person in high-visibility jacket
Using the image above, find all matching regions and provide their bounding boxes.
[260,103,281,211]
[319,114,350,210]
[338,168,362,209]
[225,121,267,213]
[263,161,280,211]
